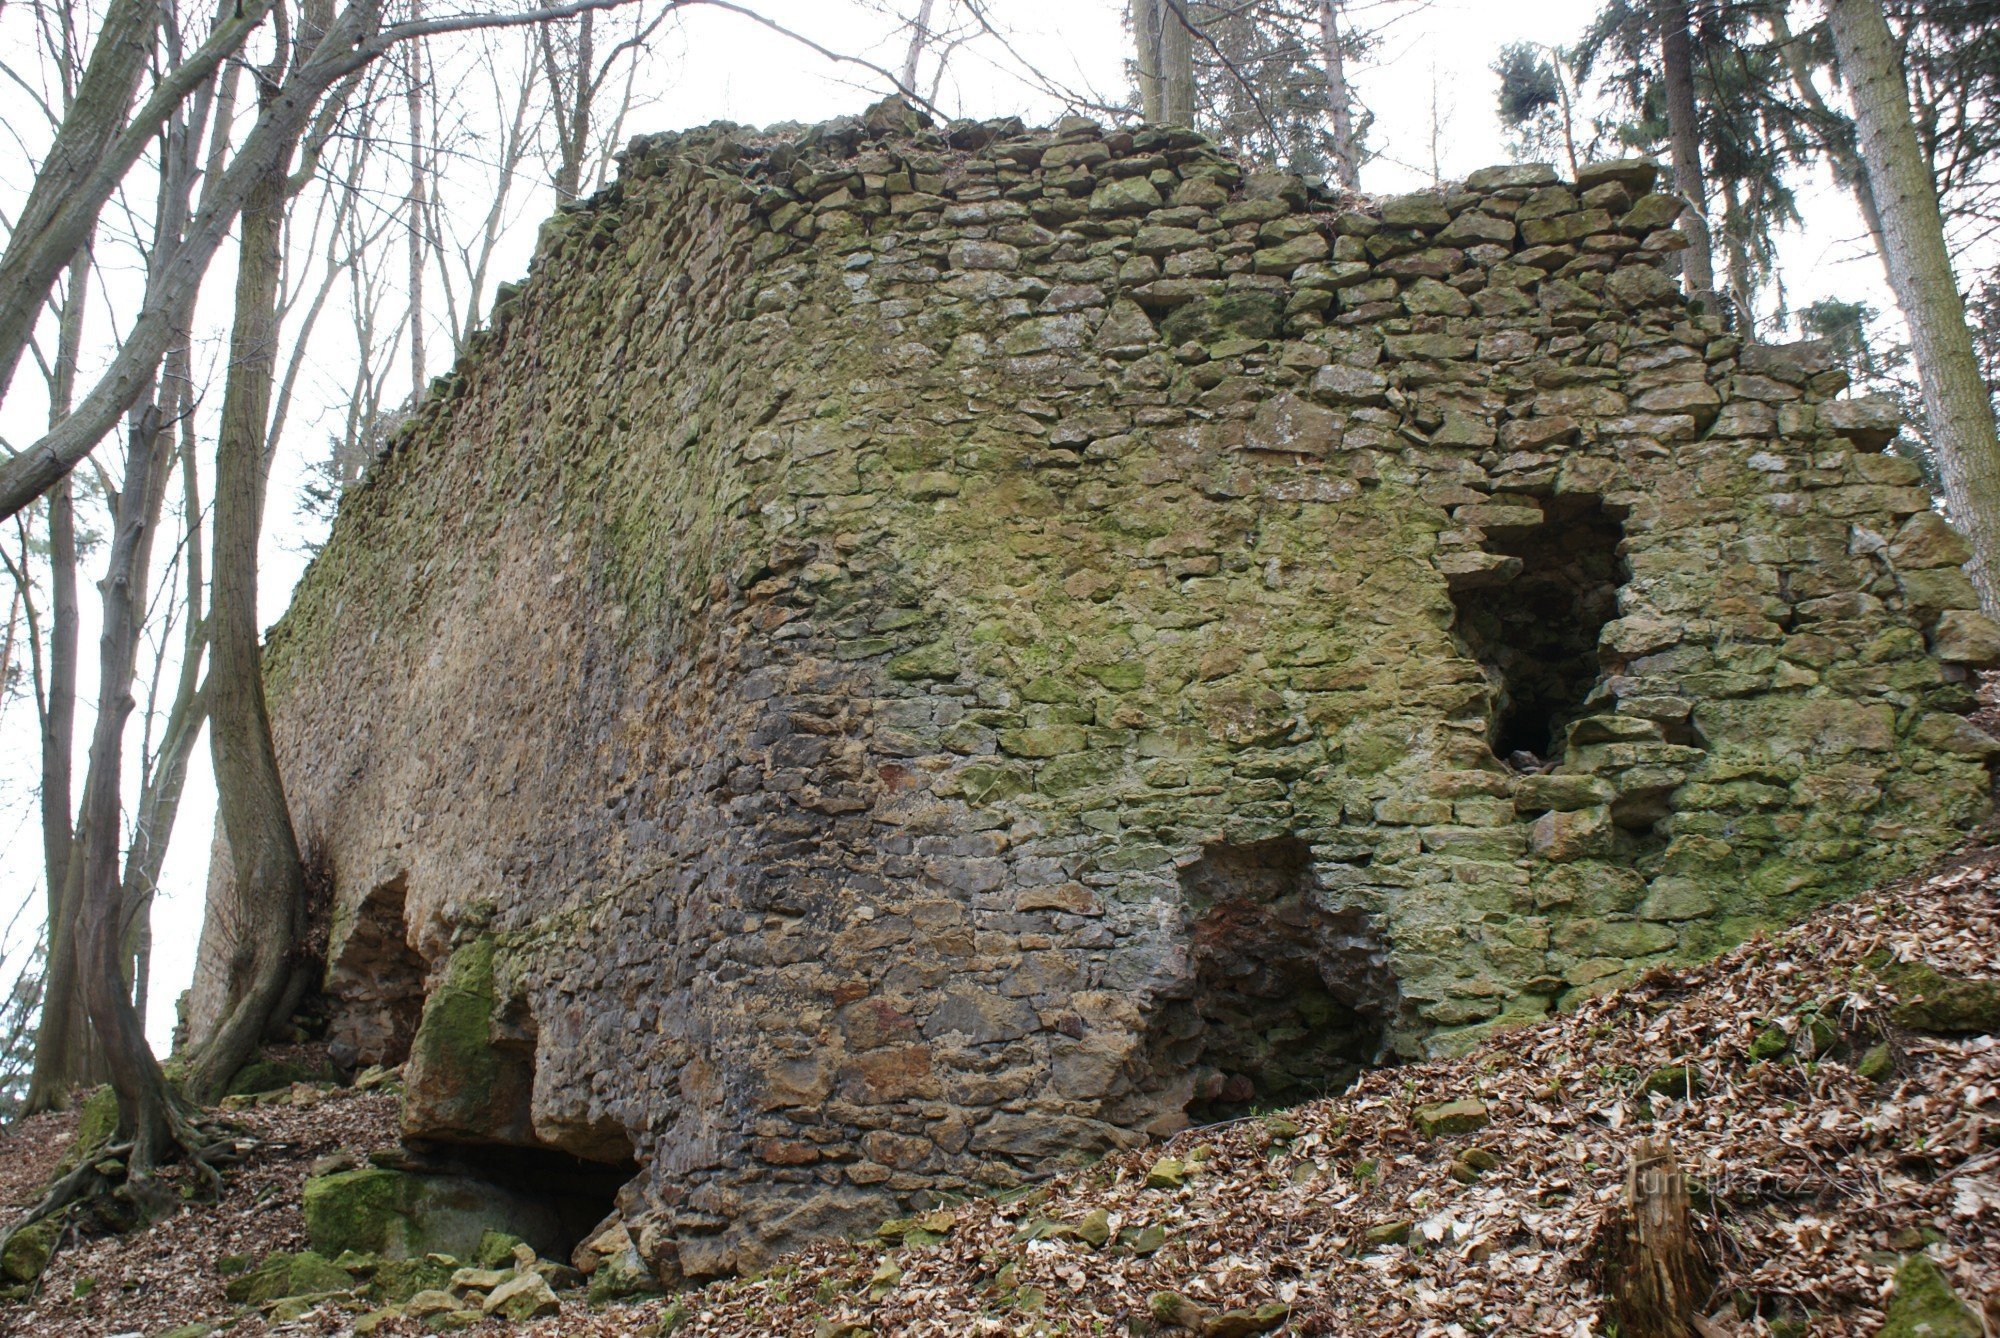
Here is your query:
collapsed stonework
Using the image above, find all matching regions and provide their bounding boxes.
[193,97,2000,1281]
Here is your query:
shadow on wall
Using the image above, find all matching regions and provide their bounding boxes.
[1144,837,1399,1125]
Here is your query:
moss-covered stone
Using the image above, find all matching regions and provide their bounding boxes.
[369,1254,459,1302]
[52,1085,119,1176]
[302,1168,566,1262]
[1874,956,2000,1034]
[1879,1254,1978,1337]
[473,1229,526,1269]
[1206,1301,1291,1337]
[0,1219,57,1284]
[224,1056,313,1096]
[1413,1098,1489,1137]
[401,936,534,1146]
[223,1250,353,1305]
[586,1255,662,1306]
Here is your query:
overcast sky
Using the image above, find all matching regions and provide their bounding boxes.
[0,0,1900,1052]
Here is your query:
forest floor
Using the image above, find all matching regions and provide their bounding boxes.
[3,848,1998,1337]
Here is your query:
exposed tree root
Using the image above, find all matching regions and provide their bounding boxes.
[0,1097,250,1279]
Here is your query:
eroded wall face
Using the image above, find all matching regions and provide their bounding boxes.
[241,103,1998,1279]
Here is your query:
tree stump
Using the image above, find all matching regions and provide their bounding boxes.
[1593,1136,1713,1338]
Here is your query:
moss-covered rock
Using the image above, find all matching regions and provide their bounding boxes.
[223,1250,354,1305]
[1879,1254,1978,1337]
[1874,956,2000,1035]
[400,936,535,1146]
[302,1167,567,1262]
[586,1255,662,1306]
[0,1219,57,1284]
[369,1254,459,1302]
[224,1056,313,1096]
[1413,1098,1489,1137]
[52,1085,119,1176]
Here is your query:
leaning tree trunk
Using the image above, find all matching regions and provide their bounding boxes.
[1320,0,1360,191]
[1658,0,1714,297]
[185,151,314,1103]
[1827,0,2000,613]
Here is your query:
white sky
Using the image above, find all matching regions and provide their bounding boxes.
[0,0,1901,1053]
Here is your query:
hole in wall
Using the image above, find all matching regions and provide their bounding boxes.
[397,959,641,1259]
[324,875,428,1069]
[1449,494,1628,764]
[1146,838,1396,1125]
[396,1139,640,1260]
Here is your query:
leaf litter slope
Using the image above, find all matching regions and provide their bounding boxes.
[4,850,1998,1335]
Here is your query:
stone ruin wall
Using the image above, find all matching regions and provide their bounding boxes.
[215,99,2000,1281]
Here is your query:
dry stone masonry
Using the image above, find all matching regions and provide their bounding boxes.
[208,98,2000,1284]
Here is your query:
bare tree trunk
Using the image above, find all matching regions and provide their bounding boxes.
[1319,0,1358,190]
[1160,0,1194,126]
[899,0,934,93]
[1769,8,1890,262]
[1719,176,1756,337]
[1828,0,2000,612]
[1133,0,1163,122]
[0,0,269,405]
[1555,50,1580,180]
[186,139,315,1101]
[76,403,179,1173]
[405,0,427,390]
[26,252,94,1114]
[119,391,209,1028]
[1658,0,1714,296]
[539,9,596,201]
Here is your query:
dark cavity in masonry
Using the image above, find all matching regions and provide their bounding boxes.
[325,875,640,1255]
[1150,837,1396,1125]
[324,875,428,1071]
[1450,494,1630,764]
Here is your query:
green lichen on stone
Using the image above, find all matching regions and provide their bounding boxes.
[52,1085,119,1176]
[473,1230,526,1269]
[586,1255,663,1306]
[369,1254,458,1303]
[248,107,2000,1276]
[1879,1254,1978,1338]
